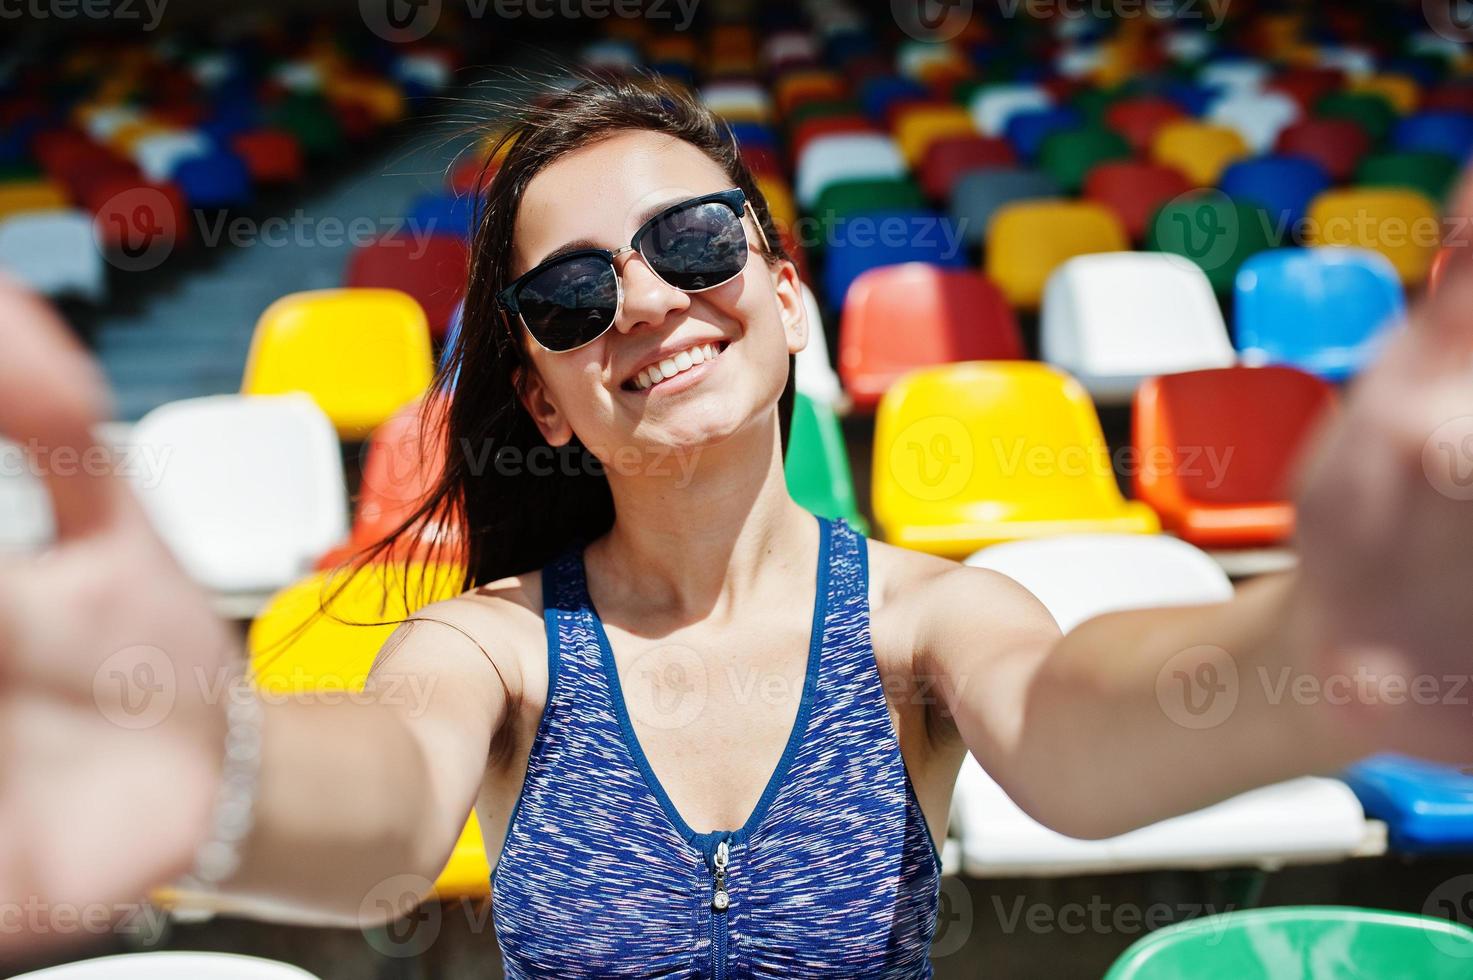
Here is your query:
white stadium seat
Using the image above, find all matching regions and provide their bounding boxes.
[796,283,844,409]
[0,439,55,552]
[953,534,1371,876]
[0,210,106,302]
[1198,60,1270,94]
[969,84,1054,137]
[702,82,772,120]
[130,394,349,593]
[131,130,211,183]
[1208,90,1302,153]
[1041,252,1237,404]
[795,133,906,208]
[9,951,321,979]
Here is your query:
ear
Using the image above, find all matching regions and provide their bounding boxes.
[514,363,575,447]
[770,259,809,356]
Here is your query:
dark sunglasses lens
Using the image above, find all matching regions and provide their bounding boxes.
[641,200,749,291]
[515,254,618,351]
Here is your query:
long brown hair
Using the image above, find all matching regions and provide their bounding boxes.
[356,71,796,595]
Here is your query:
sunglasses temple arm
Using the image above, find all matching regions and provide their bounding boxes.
[745,201,773,256]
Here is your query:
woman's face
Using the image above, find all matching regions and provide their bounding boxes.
[510,129,807,467]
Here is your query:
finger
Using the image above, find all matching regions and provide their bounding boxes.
[0,275,123,541]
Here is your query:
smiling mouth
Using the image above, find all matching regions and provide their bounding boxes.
[624,341,729,392]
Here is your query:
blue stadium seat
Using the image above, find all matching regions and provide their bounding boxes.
[1220,154,1332,228]
[1392,110,1473,161]
[409,191,478,239]
[170,148,253,208]
[1003,107,1084,162]
[820,210,967,310]
[859,76,929,122]
[726,121,777,151]
[1234,248,1405,381]
[1342,755,1473,854]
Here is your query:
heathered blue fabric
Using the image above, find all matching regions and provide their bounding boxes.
[490,516,942,978]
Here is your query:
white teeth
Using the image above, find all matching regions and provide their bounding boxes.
[632,342,723,390]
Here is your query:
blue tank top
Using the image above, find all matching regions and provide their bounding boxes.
[490,516,942,978]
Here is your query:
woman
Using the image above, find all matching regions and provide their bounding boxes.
[1,74,1471,976]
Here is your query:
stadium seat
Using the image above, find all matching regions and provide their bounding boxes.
[820,207,965,310]
[702,81,771,121]
[957,536,1370,878]
[1102,96,1185,153]
[917,136,1015,201]
[893,104,976,166]
[241,289,435,439]
[1275,118,1373,181]
[130,394,349,593]
[1270,66,1346,114]
[1341,755,1473,854]
[1219,154,1331,229]
[1304,188,1441,286]
[812,176,926,238]
[345,234,468,341]
[1317,91,1398,143]
[231,129,304,184]
[1037,126,1130,193]
[949,168,1061,248]
[248,560,490,899]
[1356,151,1460,205]
[794,133,905,208]
[986,200,1128,309]
[0,179,69,218]
[1003,106,1084,162]
[1134,366,1336,546]
[170,149,253,208]
[1235,248,1405,380]
[1104,908,1473,980]
[796,283,843,408]
[408,191,477,239]
[1207,90,1302,152]
[130,130,210,182]
[838,264,1021,410]
[1082,161,1192,241]
[1041,253,1235,404]
[860,76,930,122]
[1147,192,1276,293]
[785,392,865,529]
[1393,110,1473,161]
[872,362,1159,556]
[1198,59,1270,94]
[756,175,796,232]
[968,83,1054,137]
[0,210,105,301]
[1151,121,1250,186]
[5,951,323,978]
[0,438,54,552]
[1349,73,1422,114]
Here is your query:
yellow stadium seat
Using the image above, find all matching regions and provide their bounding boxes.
[248,561,490,899]
[242,289,435,440]
[647,34,698,65]
[327,76,405,123]
[1305,188,1442,286]
[0,180,69,218]
[872,361,1159,556]
[756,175,796,231]
[1350,74,1420,114]
[1151,121,1250,187]
[774,71,845,116]
[985,200,1128,309]
[894,105,977,166]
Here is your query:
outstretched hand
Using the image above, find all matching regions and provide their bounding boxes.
[1292,176,1473,761]
[0,277,235,958]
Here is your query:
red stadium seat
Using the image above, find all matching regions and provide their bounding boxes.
[84,176,190,252]
[742,144,783,177]
[1083,160,1193,241]
[345,234,469,341]
[1269,67,1346,113]
[1422,84,1473,115]
[1275,118,1372,181]
[918,135,1016,200]
[232,129,304,184]
[1103,97,1185,154]
[448,154,499,195]
[1133,366,1337,548]
[838,263,1022,411]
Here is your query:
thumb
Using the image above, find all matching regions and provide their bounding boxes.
[0,275,125,540]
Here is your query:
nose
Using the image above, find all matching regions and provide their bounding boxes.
[612,250,689,336]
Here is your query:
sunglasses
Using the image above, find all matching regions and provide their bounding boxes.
[497,188,770,353]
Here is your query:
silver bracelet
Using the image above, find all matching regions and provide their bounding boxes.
[176,662,264,893]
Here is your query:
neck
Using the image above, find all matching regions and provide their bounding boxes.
[587,411,818,620]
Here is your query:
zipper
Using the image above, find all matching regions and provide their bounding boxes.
[708,836,731,980]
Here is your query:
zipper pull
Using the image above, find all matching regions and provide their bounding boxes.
[711,839,730,911]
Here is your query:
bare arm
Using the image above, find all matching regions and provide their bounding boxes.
[918,242,1473,840]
